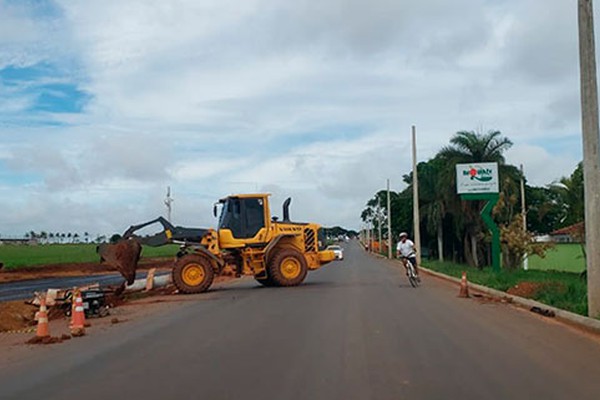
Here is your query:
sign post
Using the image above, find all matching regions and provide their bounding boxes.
[456,163,501,272]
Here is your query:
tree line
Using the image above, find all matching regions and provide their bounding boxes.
[21,231,108,244]
[361,130,584,269]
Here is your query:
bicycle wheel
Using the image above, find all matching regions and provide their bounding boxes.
[407,261,419,288]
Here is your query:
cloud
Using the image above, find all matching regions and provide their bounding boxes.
[505,143,581,187]
[0,0,593,235]
[501,1,578,84]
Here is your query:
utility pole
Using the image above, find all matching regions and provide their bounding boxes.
[578,0,600,317]
[369,222,373,253]
[387,179,393,259]
[520,164,528,270]
[377,200,383,255]
[412,125,422,266]
[164,186,174,223]
[366,222,370,252]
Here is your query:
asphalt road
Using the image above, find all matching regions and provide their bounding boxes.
[0,271,165,301]
[2,241,600,399]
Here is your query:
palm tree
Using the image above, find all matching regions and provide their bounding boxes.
[415,159,447,261]
[438,130,513,164]
[437,130,513,268]
[550,162,584,227]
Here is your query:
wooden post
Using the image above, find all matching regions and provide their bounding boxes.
[578,0,600,317]
[387,179,393,259]
[377,201,383,255]
[520,164,528,270]
[412,126,422,266]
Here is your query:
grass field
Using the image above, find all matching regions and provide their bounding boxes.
[0,243,179,269]
[424,260,588,316]
[527,243,585,273]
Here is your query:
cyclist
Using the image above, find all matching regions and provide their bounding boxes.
[396,232,420,280]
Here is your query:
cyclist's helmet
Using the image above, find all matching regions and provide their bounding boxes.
[399,232,408,238]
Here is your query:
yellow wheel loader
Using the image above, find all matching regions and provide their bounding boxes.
[98,194,336,293]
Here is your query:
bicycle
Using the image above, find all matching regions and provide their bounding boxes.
[401,257,420,288]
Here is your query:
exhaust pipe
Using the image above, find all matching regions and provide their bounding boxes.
[283,197,291,222]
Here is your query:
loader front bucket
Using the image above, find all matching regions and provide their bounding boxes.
[97,240,142,285]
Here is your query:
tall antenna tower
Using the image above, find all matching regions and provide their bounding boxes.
[164,186,174,223]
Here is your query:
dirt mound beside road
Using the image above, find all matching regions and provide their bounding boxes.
[0,258,173,284]
[0,301,37,332]
[507,281,566,298]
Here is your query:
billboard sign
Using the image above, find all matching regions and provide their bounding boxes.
[456,162,499,194]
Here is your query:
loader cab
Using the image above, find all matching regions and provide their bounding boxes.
[216,194,272,246]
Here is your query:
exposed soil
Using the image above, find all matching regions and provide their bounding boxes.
[1,274,236,333]
[0,258,174,284]
[0,298,71,332]
[0,301,37,332]
[25,335,64,345]
[472,293,514,305]
[507,281,566,298]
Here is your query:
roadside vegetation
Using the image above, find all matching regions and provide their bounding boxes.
[361,129,585,271]
[0,244,179,270]
[361,129,589,316]
[425,260,587,316]
[528,243,585,273]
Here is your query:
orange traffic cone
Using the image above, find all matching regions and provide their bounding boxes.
[36,297,50,338]
[458,271,470,298]
[70,290,86,336]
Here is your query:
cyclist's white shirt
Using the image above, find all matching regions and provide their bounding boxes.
[397,239,416,258]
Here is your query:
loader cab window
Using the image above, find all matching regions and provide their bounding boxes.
[245,198,265,238]
[218,198,242,236]
[218,197,265,239]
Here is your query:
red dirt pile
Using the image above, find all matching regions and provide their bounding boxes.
[507,281,566,299]
[0,301,37,332]
[25,335,64,345]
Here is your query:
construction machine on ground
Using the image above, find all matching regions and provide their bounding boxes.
[98,194,335,293]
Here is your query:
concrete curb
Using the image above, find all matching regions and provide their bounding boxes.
[367,250,600,334]
[419,265,600,334]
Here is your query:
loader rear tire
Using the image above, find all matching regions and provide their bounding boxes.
[267,248,307,287]
[173,255,214,294]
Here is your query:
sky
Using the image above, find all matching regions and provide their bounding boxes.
[0,0,594,237]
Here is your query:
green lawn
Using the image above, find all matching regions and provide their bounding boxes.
[0,243,179,269]
[424,260,588,316]
[527,243,585,273]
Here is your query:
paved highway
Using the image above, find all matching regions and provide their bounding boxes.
[0,271,166,301]
[2,241,600,399]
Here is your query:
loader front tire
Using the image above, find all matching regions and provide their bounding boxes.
[173,255,214,294]
[267,248,308,287]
